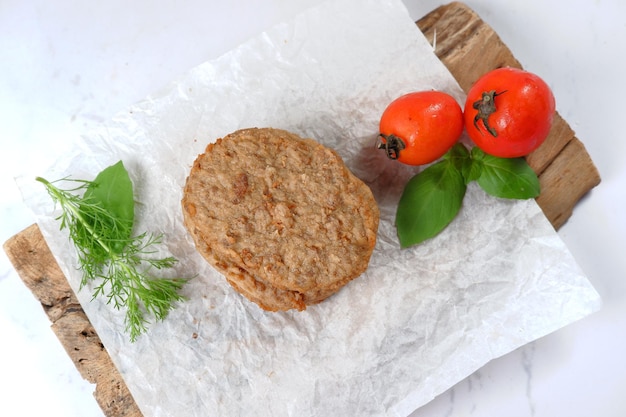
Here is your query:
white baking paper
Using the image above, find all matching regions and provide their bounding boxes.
[19,0,601,416]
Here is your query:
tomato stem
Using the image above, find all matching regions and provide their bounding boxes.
[472,90,507,137]
[377,134,406,160]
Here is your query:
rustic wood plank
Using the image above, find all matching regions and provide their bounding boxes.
[535,138,601,229]
[2,224,142,417]
[3,3,601,417]
[416,2,601,228]
[416,1,522,91]
[526,112,576,175]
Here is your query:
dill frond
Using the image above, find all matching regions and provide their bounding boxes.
[36,167,189,342]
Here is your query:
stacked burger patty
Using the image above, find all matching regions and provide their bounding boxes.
[182,128,379,311]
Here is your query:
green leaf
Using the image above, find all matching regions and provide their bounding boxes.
[473,148,540,199]
[443,143,485,185]
[464,145,485,184]
[84,161,134,228]
[444,143,472,182]
[396,159,466,248]
[83,161,135,247]
[444,142,470,164]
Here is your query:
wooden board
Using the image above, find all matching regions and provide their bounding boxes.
[2,3,601,417]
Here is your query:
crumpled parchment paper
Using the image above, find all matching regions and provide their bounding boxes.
[19,0,601,416]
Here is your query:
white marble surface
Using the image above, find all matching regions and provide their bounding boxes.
[1,1,624,416]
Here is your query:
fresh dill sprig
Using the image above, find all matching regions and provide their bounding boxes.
[36,161,188,342]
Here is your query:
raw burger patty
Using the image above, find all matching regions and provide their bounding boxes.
[181,127,379,311]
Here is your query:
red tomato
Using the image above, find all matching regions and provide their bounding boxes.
[464,67,555,158]
[377,91,464,166]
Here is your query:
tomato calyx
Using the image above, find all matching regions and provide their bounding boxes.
[376,133,406,160]
[472,89,507,137]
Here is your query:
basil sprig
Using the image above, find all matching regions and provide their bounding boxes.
[396,143,540,248]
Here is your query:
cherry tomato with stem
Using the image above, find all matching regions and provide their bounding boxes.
[464,67,556,158]
[377,91,464,166]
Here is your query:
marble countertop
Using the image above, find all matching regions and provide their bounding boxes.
[1,1,624,416]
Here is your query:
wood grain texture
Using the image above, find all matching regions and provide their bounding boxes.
[3,3,601,417]
[3,224,142,417]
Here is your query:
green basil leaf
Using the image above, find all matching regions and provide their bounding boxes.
[396,159,466,248]
[464,159,483,184]
[444,143,471,182]
[444,142,470,164]
[83,160,135,248]
[470,145,485,161]
[474,149,540,199]
[452,145,482,184]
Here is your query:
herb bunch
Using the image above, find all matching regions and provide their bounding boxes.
[37,161,188,342]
